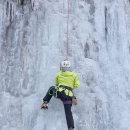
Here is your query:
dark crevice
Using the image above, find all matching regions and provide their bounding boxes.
[93,40,99,53]
[89,5,95,15]
[20,0,32,6]
[6,1,9,16]
[21,0,24,5]
[19,0,34,11]
[10,4,12,22]
[84,42,90,58]
[105,7,108,41]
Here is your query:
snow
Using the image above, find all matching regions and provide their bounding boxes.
[0,0,130,130]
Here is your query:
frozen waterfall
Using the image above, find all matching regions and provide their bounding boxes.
[0,0,130,130]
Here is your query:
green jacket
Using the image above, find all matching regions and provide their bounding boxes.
[55,71,80,96]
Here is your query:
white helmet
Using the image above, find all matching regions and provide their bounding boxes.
[60,59,71,72]
[61,60,71,68]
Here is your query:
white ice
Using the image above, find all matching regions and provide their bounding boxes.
[0,0,130,130]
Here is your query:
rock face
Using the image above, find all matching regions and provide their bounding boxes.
[0,0,130,130]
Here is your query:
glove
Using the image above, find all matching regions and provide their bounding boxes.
[72,96,77,105]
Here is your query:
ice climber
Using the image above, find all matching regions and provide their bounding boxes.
[41,59,80,130]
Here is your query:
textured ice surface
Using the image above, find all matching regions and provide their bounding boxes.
[0,0,130,130]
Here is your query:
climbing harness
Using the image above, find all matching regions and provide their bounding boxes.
[59,85,73,91]
[48,85,73,104]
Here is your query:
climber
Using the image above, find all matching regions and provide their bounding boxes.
[41,59,80,130]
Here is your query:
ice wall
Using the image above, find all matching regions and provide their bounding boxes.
[0,0,130,130]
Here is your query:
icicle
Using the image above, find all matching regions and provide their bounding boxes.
[18,0,34,10]
[9,3,12,22]
[17,0,21,5]
[5,1,16,23]
[31,0,35,10]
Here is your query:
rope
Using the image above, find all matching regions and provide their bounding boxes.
[48,86,57,97]
[66,0,70,59]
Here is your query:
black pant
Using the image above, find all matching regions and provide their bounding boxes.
[43,86,74,129]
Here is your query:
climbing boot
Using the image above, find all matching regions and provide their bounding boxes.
[41,101,48,109]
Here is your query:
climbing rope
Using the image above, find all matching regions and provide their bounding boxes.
[48,86,58,97]
[66,0,70,59]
